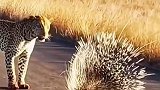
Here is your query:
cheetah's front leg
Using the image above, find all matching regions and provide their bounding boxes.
[17,39,36,89]
[17,50,31,89]
[5,52,19,89]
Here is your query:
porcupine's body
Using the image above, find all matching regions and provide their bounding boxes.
[67,32,149,90]
[0,16,51,89]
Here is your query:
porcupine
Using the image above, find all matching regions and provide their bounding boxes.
[66,32,149,90]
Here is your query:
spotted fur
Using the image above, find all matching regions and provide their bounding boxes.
[0,16,51,89]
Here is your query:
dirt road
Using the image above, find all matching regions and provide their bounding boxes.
[0,41,160,90]
[0,42,75,90]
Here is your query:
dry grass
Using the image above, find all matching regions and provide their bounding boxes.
[0,0,160,60]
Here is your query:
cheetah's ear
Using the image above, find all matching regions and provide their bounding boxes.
[35,16,41,19]
[29,16,35,19]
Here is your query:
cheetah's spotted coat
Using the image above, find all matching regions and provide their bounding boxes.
[0,16,51,89]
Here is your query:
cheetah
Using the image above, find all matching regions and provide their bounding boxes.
[0,16,51,89]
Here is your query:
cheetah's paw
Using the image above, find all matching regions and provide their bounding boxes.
[18,83,30,89]
[8,83,19,89]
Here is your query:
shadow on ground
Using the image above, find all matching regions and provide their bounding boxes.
[0,87,8,90]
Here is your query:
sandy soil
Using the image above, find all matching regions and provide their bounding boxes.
[0,42,75,90]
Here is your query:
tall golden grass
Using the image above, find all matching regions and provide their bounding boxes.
[0,0,160,60]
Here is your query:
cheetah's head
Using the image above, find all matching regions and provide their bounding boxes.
[37,16,51,42]
[25,16,51,42]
